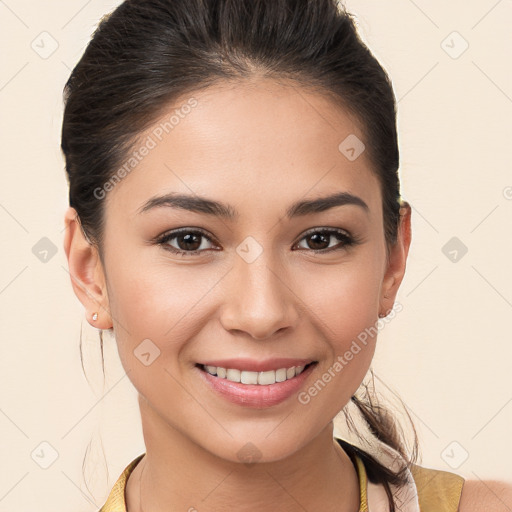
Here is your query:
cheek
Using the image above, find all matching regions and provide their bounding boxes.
[104,251,218,367]
[303,254,383,344]
[104,265,197,405]
[292,265,381,427]
[296,250,384,397]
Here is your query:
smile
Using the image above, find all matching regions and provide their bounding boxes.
[195,361,318,408]
[200,363,312,385]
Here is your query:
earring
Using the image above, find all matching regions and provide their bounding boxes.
[92,312,98,321]
[378,311,387,318]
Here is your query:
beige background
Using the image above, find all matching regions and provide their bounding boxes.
[0,0,511,510]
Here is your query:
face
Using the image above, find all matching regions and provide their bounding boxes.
[65,78,410,463]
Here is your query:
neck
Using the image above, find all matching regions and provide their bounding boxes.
[126,397,360,512]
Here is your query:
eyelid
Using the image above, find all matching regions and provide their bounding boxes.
[295,226,352,241]
[154,227,219,253]
[292,227,356,252]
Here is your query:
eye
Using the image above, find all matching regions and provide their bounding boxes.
[155,226,358,257]
[156,228,218,256]
[293,228,356,253]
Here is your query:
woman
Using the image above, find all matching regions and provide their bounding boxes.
[61,0,511,510]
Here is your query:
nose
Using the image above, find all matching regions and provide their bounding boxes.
[219,253,300,340]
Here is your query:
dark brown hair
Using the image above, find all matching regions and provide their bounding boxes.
[62,1,418,509]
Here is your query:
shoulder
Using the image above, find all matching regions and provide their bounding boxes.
[409,463,465,511]
[409,464,512,511]
[459,479,512,511]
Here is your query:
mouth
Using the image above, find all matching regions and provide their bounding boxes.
[195,361,318,408]
[196,361,317,385]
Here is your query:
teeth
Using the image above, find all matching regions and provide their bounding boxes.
[205,365,217,375]
[275,368,287,382]
[241,371,258,385]
[202,364,310,385]
[258,370,276,385]
[226,368,241,382]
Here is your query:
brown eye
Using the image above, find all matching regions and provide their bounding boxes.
[295,228,354,253]
[157,228,217,256]
[306,232,330,250]
[175,232,202,251]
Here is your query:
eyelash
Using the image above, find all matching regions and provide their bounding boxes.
[155,227,359,257]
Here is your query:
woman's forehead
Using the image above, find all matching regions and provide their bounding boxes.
[104,80,379,216]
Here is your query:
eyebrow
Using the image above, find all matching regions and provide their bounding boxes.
[137,191,369,219]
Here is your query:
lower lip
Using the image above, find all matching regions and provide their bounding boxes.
[196,363,317,408]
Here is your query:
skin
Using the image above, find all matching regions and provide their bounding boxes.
[460,480,512,511]
[64,77,414,511]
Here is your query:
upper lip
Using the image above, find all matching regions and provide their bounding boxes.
[197,358,315,372]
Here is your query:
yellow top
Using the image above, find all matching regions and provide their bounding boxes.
[408,463,465,512]
[98,441,464,511]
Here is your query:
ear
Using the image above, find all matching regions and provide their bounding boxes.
[63,206,112,329]
[379,202,412,317]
